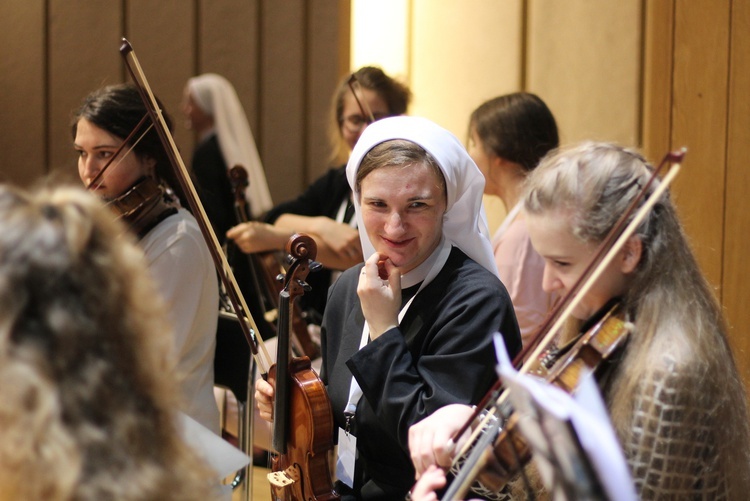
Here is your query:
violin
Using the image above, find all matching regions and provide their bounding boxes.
[438,149,685,499]
[267,234,339,501]
[107,176,178,238]
[471,302,631,495]
[228,165,321,359]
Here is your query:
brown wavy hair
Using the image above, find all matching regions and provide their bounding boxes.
[0,184,218,500]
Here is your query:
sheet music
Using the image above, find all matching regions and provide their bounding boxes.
[493,333,636,501]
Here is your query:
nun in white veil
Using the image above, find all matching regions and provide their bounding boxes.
[308,116,521,499]
[185,73,273,217]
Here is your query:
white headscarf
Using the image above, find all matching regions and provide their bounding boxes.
[345,115,498,281]
[187,73,273,218]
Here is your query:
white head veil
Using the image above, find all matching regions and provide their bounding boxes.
[345,115,498,279]
[187,73,273,218]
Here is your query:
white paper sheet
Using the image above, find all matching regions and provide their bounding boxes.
[493,333,636,501]
[178,411,251,478]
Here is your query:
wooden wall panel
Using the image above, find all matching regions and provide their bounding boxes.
[198,0,260,135]
[127,0,195,165]
[48,0,121,181]
[260,0,306,203]
[724,0,750,386]
[527,0,642,145]
[641,0,674,162]
[307,0,348,182]
[0,0,45,186]
[670,0,730,289]
[2,1,348,209]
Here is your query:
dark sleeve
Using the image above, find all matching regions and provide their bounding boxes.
[264,166,349,223]
[347,259,521,448]
[191,137,238,243]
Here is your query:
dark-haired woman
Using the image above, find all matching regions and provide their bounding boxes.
[72,83,220,434]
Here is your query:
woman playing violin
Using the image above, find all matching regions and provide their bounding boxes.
[409,142,750,499]
[72,84,221,434]
[255,116,522,500]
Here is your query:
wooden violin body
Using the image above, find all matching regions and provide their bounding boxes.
[488,305,629,493]
[268,357,339,501]
[268,234,339,501]
[444,303,631,499]
[107,176,177,238]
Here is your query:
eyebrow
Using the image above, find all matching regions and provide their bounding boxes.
[361,193,437,203]
[407,193,436,201]
[73,143,120,150]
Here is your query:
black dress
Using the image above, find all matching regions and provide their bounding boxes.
[191,133,276,340]
[321,247,522,500]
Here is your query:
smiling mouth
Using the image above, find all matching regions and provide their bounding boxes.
[381,236,414,248]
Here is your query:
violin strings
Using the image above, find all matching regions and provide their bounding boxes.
[87,114,152,192]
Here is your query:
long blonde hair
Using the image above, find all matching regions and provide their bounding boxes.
[524,142,750,492]
[0,185,217,500]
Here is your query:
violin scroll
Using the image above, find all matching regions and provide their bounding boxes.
[287,233,317,261]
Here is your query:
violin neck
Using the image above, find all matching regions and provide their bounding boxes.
[272,290,292,453]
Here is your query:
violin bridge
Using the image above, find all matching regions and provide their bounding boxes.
[267,467,299,488]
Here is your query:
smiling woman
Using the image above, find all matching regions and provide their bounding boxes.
[357,141,447,276]
[254,115,522,500]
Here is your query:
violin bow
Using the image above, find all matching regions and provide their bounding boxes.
[444,149,686,494]
[119,38,272,376]
[347,73,376,124]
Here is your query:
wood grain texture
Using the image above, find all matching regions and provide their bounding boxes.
[0,0,45,185]
[670,0,730,289]
[724,0,750,393]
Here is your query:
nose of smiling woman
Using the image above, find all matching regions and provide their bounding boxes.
[384,210,407,236]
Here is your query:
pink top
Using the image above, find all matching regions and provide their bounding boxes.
[492,204,554,348]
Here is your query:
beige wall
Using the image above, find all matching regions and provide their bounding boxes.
[527,0,642,145]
